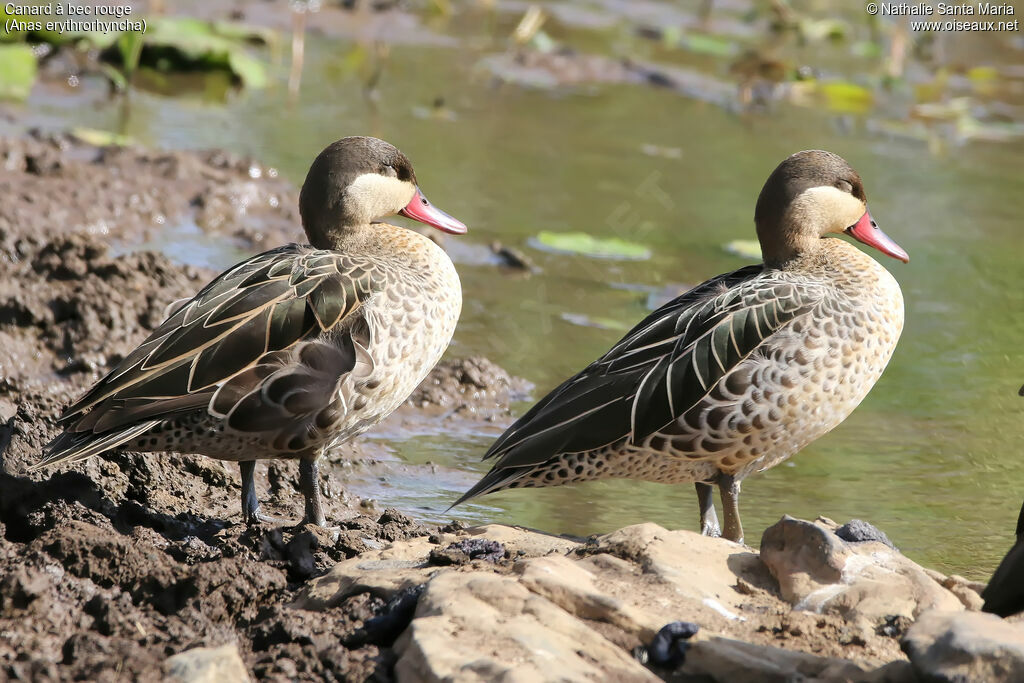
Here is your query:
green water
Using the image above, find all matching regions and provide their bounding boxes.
[15,6,1024,580]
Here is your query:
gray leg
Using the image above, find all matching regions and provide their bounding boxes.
[299,457,327,527]
[695,482,721,537]
[241,460,262,524]
[718,474,744,544]
[241,461,283,525]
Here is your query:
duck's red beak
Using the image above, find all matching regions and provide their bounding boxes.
[399,188,467,235]
[845,209,908,263]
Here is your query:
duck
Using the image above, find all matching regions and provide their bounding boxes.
[981,498,1024,617]
[453,150,907,544]
[33,136,467,528]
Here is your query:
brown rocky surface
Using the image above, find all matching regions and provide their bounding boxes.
[902,610,1024,683]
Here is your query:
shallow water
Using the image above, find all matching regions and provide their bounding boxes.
[15,3,1024,579]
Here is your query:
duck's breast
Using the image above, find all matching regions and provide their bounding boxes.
[340,228,462,433]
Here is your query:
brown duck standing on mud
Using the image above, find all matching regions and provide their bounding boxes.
[33,136,467,527]
[454,150,907,544]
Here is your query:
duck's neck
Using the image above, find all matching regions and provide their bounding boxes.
[306,221,375,251]
[757,220,824,268]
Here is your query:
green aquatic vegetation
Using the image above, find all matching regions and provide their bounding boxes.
[723,239,762,260]
[658,27,738,58]
[0,44,36,100]
[2,14,273,90]
[71,127,134,147]
[560,312,630,332]
[531,232,651,261]
[789,79,874,114]
[126,18,271,88]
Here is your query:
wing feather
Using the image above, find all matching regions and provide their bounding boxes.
[41,244,381,465]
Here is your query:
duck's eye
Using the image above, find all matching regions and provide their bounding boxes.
[836,179,853,193]
[381,165,397,178]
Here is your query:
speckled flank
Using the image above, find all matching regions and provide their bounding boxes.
[491,238,903,492]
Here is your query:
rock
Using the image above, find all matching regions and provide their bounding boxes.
[679,635,869,683]
[902,610,1024,682]
[760,516,963,624]
[836,519,896,549]
[595,522,771,622]
[645,621,699,667]
[164,643,251,683]
[939,575,985,611]
[428,538,507,566]
[294,524,581,610]
[517,554,663,641]
[393,571,660,682]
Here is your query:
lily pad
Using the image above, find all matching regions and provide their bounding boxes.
[560,312,630,331]
[0,44,36,100]
[142,18,270,88]
[71,127,134,147]
[724,239,761,260]
[789,80,873,114]
[678,34,738,58]
[530,231,651,260]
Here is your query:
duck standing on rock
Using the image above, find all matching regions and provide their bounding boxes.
[455,150,907,544]
[33,136,467,528]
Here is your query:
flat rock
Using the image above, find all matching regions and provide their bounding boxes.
[679,635,869,683]
[292,524,581,610]
[760,516,963,624]
[164,643,251,683]
[902,609,1024,682]
[393,570,659,682]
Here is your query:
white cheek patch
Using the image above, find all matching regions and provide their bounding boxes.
[345,173,417,224]
[787,185,866,236]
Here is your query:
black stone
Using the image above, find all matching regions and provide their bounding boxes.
[836,519,896,549]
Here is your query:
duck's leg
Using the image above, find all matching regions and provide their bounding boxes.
[240,460,285,525]
[695,482,721,537]
[298,457,328,527]
[718,474,744,544]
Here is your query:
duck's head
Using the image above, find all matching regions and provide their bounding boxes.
[754,150,908,266]
[299,136,466,249]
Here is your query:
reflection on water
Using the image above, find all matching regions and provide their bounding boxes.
[22,6,1024,580]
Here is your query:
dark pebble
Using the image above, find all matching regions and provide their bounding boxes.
[645,621,699,668]
[836,519,896,549]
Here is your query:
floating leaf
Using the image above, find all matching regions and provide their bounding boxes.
[679,33,738,58]
[797,18,847,42]
[560,312,630,331]
[71,127,134,147]
[724,239,761,260]
[530,232,651,260]
[851,41,882,59]
[790,80,873,113]
[139,17,271,88]
[818,81,873,113]
[0,44,36,100]
[967,66,999,96]
[530,30,557,54]
[912,97,970,122]
[967,66,998,84]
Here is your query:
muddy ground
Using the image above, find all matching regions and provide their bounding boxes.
[0,130,531,681]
